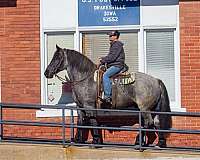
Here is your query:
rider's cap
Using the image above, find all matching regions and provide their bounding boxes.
[107,30,120,37]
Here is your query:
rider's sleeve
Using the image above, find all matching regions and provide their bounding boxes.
[101,42,122,64]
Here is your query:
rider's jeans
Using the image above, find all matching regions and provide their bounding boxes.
[103,66,121,98]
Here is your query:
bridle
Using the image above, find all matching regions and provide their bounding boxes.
[54,48,98,86]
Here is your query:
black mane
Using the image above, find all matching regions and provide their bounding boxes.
[65,49,96,73]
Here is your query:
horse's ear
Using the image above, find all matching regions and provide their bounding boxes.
[56,44,61,50]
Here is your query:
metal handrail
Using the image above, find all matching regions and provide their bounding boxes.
[1,102,200,152]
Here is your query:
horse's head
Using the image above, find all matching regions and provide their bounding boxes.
[44,45,67,78]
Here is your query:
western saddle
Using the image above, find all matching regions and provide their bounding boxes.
[96,64,135,109]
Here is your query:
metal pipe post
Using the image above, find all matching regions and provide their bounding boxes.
[70,109,74,142]
[62,107,66,147]
[139,111,142,152]
[0,105,2,141]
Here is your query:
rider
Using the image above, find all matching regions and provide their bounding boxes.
[99,30,125,103]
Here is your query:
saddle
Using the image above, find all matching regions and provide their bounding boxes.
[96,64,135,109]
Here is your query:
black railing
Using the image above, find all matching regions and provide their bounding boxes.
[1,103,200,152]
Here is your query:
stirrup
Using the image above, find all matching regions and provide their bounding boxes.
[103,97,112,104]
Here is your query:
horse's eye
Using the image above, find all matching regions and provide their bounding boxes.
[54,53,61,59]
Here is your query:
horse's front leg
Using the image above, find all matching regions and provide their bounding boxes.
[89,117,103,145]
[85,108,103,145]
[74,110,89,143]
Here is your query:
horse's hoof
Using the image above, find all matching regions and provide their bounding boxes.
[134,145,145,151]
[89,144,102,149]
[92,138,103,145]
[73,138,86,144]
[156,140,166,148]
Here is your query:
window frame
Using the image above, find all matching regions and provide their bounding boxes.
[143,28,183,111]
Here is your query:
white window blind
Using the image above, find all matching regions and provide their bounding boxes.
[82,32,138,73]
[146,30,175,101]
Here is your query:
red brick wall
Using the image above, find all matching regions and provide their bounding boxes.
[166,0,200,147]
[0,0,44,142]
[0,0,40,104]
[180,1,200,112]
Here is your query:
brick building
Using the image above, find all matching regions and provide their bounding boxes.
[0,0,200,147]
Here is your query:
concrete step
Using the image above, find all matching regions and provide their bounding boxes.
[0,142,200,160]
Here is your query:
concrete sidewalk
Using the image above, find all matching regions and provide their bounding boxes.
[0,142,200,160]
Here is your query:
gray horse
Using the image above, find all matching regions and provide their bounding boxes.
[44,45,172,147]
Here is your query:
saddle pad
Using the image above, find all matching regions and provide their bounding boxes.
[113,72,135,85]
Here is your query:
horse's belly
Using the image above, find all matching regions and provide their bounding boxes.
[112,84,137,109]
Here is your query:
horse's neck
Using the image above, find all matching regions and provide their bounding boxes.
[65,69,73,81]
[70,68,94,82]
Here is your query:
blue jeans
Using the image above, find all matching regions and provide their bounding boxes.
[103,66,121,98]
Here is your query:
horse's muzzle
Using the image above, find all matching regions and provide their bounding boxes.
[44,70,54,78]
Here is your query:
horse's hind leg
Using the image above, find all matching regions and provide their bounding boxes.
[156,117,167,148]
[135,130,157,146]
[140,107,154,128]
[135,117,146,146]
[146,128,157,145]
[135,132,146,146]
[157,132,166,148]
[135,118,157,147]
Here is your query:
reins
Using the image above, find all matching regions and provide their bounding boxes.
[55,70,95,86]
[55,74,69,83]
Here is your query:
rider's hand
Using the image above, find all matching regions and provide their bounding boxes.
[97,58,102,68]
[97,62,101,68]
[98,57,102,63]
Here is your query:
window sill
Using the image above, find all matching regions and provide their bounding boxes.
[170,106,186,112]
[36,103,77,118]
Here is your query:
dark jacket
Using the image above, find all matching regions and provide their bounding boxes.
[101,40,125,68]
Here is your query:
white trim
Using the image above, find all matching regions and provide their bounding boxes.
[138,0,145,72]
[171,5,186,112]
[75,0,80,51]
[138,27,145,72]
[44,34,48,105]
[78,25,140,31]
[43,28,76,33]
[143,28,147,73]
[142,25,177,30]
[75,31,80,51]
[40,0,46,105]
[79,33,83,53]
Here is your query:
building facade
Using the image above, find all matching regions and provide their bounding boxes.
[0,0,200,146]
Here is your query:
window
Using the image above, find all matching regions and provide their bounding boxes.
[146,29,175,102]
[37,32,75,117]
[82,31,138,73]
[46,33,74,105]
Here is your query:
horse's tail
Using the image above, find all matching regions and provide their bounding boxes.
[158,79,172,131]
